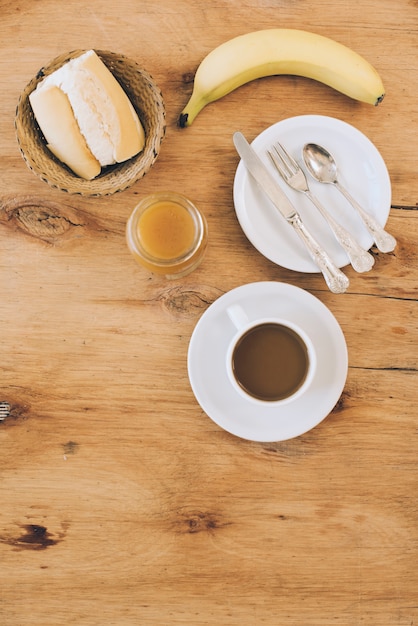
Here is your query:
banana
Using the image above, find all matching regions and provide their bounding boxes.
[178,29,385,127]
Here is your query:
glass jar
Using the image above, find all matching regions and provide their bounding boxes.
[126,192,208,279]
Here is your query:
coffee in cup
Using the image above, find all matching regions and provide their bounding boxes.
[226,306,316,404]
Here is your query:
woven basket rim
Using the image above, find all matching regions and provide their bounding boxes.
[15,49,166,196]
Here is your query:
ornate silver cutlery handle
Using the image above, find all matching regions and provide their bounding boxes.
[335,182,397,253]
[306,191,375,273]
[289,213,349,294]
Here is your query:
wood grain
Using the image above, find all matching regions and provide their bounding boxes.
[1,1,417,625]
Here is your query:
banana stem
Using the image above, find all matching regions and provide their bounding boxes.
[178,92,208,127]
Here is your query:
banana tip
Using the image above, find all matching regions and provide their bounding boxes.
[178,112,189,128]
[375,93,385,106]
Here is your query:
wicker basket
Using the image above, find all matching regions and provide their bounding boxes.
[15,49,166,196]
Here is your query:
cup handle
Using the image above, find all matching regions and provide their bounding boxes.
[226,304,250,330]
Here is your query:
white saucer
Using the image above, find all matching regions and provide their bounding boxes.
[187,282,348,442]
[233,115,392,273]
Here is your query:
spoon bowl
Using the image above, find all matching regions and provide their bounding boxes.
[302,142,396,253]
[303,143,339,183]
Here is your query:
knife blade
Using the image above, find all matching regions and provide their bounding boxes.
[233,131,349,294]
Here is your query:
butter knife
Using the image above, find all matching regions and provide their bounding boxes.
[233,132,349,294]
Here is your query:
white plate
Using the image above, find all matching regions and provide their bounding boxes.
[233,115,392,273]
[187,282,348,442]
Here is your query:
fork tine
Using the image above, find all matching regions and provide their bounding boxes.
[267,147,292,179]
[274,142,300,172]
[274,145,293,176]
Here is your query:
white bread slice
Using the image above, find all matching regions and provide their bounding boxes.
[29,84,101,180]
[31,50,145,171]
[71,50,145,164]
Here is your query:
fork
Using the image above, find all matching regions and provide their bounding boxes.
[268,143,375,273]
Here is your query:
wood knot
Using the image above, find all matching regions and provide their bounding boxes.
[20,525,58,550]
[182,72,195,85]
[0,399,30,427]
[0,521,69,551]
[0,196,87,243]
[62,441,79,455]
[158,285,223,317]
[332,390,349,413]
[174,509,230,535]
[1,525,58,551]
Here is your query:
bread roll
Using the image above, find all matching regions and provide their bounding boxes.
[29,50,145,179]
[29,85,101,180]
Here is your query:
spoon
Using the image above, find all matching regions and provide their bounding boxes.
[303,143,397,253]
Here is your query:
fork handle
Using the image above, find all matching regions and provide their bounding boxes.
[289,214,349,294]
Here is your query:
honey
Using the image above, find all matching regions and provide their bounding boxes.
[126,192,207,278]
[139,200,196,260]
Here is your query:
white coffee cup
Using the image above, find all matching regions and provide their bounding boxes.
[226,304,317,405]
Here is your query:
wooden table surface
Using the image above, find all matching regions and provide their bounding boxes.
[1,1,417,624]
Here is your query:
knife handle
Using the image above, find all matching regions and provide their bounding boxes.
[290,214,349,294]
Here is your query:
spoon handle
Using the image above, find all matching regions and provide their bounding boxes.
[335,182,397,253]
[306,191,375,273]
[289,213,349,294]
